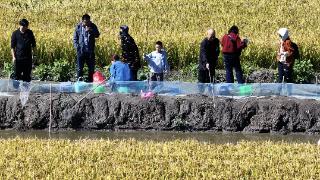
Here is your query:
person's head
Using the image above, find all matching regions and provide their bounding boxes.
[155,41,163,52]
[206,29,215,41]
[278,28,289,41]
[228,25,239,34]
[82,14,91,27]
[120,25,129,36]
[112,54,120,62]
[19,19,29,33]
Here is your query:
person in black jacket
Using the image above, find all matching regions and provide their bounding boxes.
[11,19,36,82]
[119,25,141,81]
[198,29,220,83]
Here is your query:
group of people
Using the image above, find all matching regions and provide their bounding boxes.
[198,26,298,84]
[10,14,298,85]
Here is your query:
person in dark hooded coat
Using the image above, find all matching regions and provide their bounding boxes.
[119,25,141,81]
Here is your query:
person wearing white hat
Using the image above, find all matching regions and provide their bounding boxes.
[277,28,295,83]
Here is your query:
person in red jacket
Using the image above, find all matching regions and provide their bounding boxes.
[221,26,248,83]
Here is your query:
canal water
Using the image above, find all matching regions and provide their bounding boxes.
[0,130,319,144]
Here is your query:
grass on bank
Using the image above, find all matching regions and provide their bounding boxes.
[0,138,319,179]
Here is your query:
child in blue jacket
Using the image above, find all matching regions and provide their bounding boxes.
[109,55,131,81]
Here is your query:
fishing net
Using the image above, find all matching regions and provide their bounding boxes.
[19,82,32,106]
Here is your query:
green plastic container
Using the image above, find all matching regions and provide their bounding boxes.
[239,84,253,96]
[93,84,106,93]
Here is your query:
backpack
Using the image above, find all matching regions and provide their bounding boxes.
[291,42,300,60]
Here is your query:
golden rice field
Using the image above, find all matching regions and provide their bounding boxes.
[0,138,319,179]
[0,0,320,69]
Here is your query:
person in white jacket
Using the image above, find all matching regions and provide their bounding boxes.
[143,41,169,81]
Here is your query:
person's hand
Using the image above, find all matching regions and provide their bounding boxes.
[206,63,210,70]
[85,26,92,32]
[243,38,249,45]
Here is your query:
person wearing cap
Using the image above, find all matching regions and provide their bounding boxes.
[73,14,100,82]
[119,25,141,81]
[109,54,131,81]
[277,28,295,83]
[198,29,220,84]
[11,18,36,82]
[221,25,248,83]
[143,41,169,81]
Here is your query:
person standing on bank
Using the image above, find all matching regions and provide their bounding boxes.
[221,26,248,83]
[144,41,169,81]
[119,25,141,81]
[11,19,36,82]
[277,28,295,83]
[73,14,100,82]
[198,29,220,83]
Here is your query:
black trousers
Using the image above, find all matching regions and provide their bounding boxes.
[223,54,244,83]
[130,69,138,81]
[150,73,164,81]
[198,68,215,83]
[77,52,95,82]
[278,62,293,83]
[14,60,32,82]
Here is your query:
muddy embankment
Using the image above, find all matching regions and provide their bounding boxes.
[0,93,320,134]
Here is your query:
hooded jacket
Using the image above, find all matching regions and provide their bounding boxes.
[221,32,246,55]
[277,28,295,66]
[120,31,141,70]
[73,22,100,54]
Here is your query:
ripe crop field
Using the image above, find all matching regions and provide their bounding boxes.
[0,138,319,179]
[0,0,320,69]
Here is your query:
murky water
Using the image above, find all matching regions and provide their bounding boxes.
[0,130,319,144]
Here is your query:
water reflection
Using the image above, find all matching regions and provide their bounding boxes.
[0,130,319,144]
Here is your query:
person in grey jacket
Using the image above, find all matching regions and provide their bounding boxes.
[73,14,100,82]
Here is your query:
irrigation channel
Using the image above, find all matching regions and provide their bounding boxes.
[0,79,320,138]
[0,130,319,144]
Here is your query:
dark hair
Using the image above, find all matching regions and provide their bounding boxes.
[156,41,163,47]
[112,54,120,61]
[120,25,129,35]
[82,14,91,21]
[19,19,29,27]
[228,25,239,34]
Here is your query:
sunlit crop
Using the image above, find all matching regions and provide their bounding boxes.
[0,138,319,179]
[0,0,320,69]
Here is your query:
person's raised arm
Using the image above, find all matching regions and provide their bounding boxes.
[163,50,169,72]
[73,26,79,49]
[92,23,100,38]
[11,32,16,63]
[200,40,209,69]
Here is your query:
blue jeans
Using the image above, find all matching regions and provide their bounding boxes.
[77,52,95,82]
[223,54,244,83]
